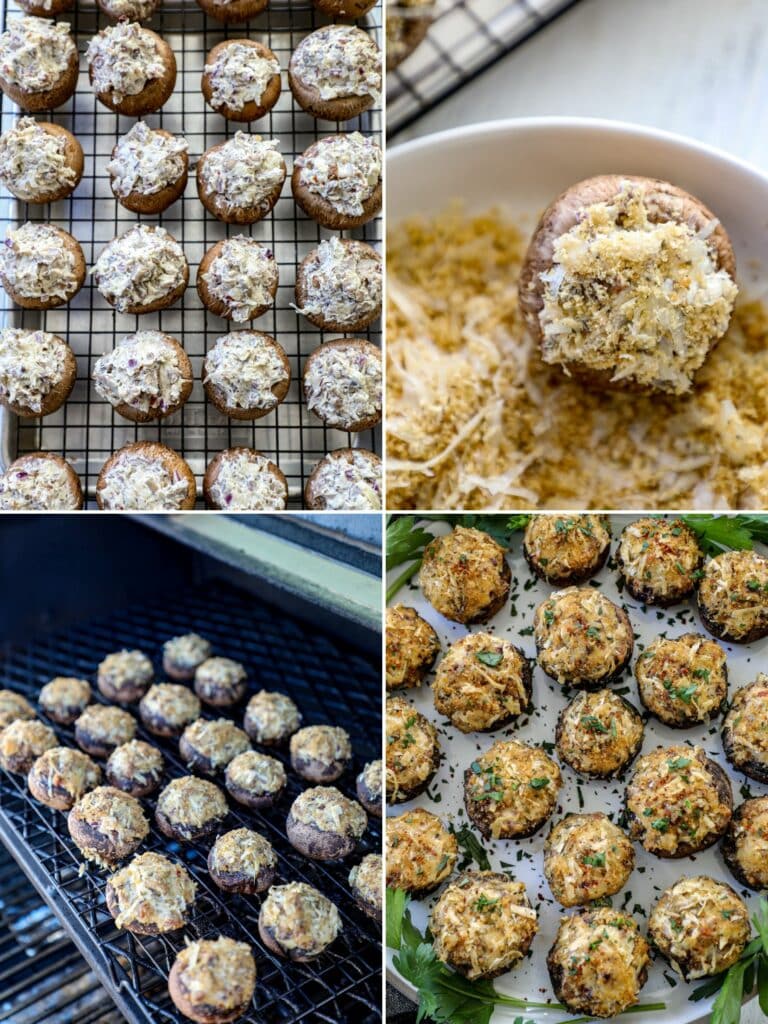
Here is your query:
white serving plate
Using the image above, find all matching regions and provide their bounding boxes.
[386,516,767,1024]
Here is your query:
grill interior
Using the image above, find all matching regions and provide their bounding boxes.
[0,579,381,1024]
[0,0,382,505]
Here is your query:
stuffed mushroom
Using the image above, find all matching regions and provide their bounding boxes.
[697,550,768,643]
[386,696,440,803]
[635,633,727,727]
[349,853,382,922]
[207,827,277,894]
[386,807,457,896]
[259,882,341,961]
[419,526,511,624]
[523,514,611,585]
[617,517,703,606]
[544,813,634,907]
[432,633,532,733]
[722,677,768,783]
[722,796,768,891]
[290,724,352,782]
[464,739,561,840]
[386,604,440,690]
[356,759,382,816]
[625,744,732,857]
[286,785,367,860]
[556,689,644,779]
[534,587,633,689]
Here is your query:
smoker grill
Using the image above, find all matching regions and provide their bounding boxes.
[0,0,382,506]
[0,517,382,1023]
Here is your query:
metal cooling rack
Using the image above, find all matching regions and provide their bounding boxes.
[0,0,382,507]
[387,0,580,136]
[0,580,382,1024]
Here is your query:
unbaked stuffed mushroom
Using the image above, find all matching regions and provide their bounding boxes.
[290,724,352,782]
[258,882,340,961]
[556,689,644,778]
[523,514,611,585]
[617,518,703,606]
[534,587,633,688]
[420,526,511,624]
[431,871,538,980]
[625,744,732,857]
[464,739,561,839]
[286,785,367,860]
[385,604,440,690]
[635,633,727,727]
[722,796,768,891]
[433,633,531,733]
[386,807,457,896]
[386,696,440,803]
[544,812,634,907]
[697,550,768,643]
[722,676,768,783]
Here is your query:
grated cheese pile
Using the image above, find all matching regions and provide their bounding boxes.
[107,122,187,198]
[387,204,768,510]
[0,16,76,94]
[291,25,381,104]
[0,456,79,510]
[204,42,279,111]
[0,118,77,202]
[86,23,165,104]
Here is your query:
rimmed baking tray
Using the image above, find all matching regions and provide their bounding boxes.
[0,0,381,507]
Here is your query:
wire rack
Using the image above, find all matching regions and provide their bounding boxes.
[387,0,581,136]
[0,580,382,1024]
[0,0,382,507]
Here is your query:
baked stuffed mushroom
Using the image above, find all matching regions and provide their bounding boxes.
[625,744,732,857]
[534,587,634,689]
[386,604,440,690]
[0,719,57,773]
[349,853,382,922]
[523,514,611,585]
[259,882,341,962]
[419,527,511,624]
[697,550,768,643]
[38,676,91,724]
[290,724,352,782]
[432,633,532,733]
[464,739,561,839]
[649,875,749,980]
[28,746,101,811]
[722,796,768,891]
[635,633,727,727]
[617,518,703,606]
[155,776,229,842]
[386,807,457,896]
[243,689,301,745]
[519,175,737,395]
[139,683,201,738]
[286,785,367,860]
[169,937,255,1024]
[105,739,164,797]
[386,696,440,803]
[68,786,149,867]
[0,690,35,730]
[431,871,538,980]
[179,718,251,774]
[106,852,196,934]
[544,813,634,907]
[722,677,768,783]
[225,749,286,809]
[356,759,382,816]
[97,649,153,704]
[556,689,644,779]
[547,909,650,1018]
[207,828,277,894]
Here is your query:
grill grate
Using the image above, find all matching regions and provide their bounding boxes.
[387,0,580,136]
[0,580,382,1024]
[0,0,381,506]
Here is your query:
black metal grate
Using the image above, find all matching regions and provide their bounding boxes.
[0,0,382,506]
[387,0,580,137]
[0,580,382,1024]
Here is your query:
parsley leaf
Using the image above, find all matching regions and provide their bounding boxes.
[681,514,768,556]
[580,714,611,734]
[529,777,550,789]
[582,852,607,868]
[386,887,410,950]
[475,650,503,668]
[449,823,491,872]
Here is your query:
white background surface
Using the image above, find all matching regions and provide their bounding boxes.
[391,5,768,1020]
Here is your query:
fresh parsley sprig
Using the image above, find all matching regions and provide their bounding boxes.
[449,823,491,871]
[690,897,768,1024]
[681,515,768,556]
[387,888,666,1024]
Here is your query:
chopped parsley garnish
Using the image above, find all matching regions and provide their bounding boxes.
[667,756,692,771]
[529,777,550,790]
[582,852,607,868]
[580,714,611,734]
[474,895,500,912]
[652,818,670,832]
[692,668,710,681]
[586,625,601,638]
[475,650,503,668]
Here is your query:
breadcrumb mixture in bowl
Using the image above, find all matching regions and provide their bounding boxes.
[387,204,768,510]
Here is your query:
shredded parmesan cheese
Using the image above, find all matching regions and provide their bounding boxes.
[0,16,76,94]
[296,133,381,218]
[86,23,165,104]
[0,118,77,201]
[291,26,380,103]
[204,42,279,110]
[0,328,67,413]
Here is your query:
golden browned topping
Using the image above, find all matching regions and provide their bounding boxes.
[618,518,702,599]
[386,808,457,892]
[431,871,538,980]
[290,786,367,836]
[106,740,163,783]
[108,851,196,931]
[0,719,57,764]
[173,937,256,1011]
[349,853,381,914]
[140,683,201,728]
[635,633,727,723]
[723,677,768,771]
[210,828,276,878]
[420,527,509,623]
[649,876,749,980]
[524,515,611,581]
[360,759,382,796]
[544,813,634,908]
[29,746,101,801]
[534,587,633,686]
[698,550,768,640]
[75,705,136,745]
[182,718,251,770]
[226,750,286,795]
[626,745,732,855]
[195,657,246,691]
[727,797,768,888]
[386,697,438,801]
[98,649,153,690]
[556,689,644,778]
[157,776,228,826]
[163,633,211,670]
[260,882,341,954]
[433,633,529,732]
[290,725,351,767]
[385,604,440,690]
[244,690,301,743]
[387,206,768,510]
[39,677,91,715]
[72,786,149,841]
[465,740,561,839]
[0,689,35,729]
[550,910,650,1017]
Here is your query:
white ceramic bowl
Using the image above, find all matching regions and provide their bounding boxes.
[388,117,768,289]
